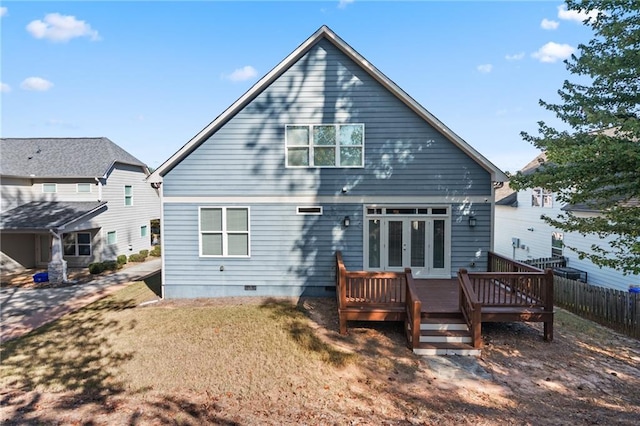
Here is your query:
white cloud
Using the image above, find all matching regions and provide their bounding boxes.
[223,65,258,82]
[26,13,100,42]
[531,42,575,63]
[0,7,8,18]
[557,4,599,23]
[0,82,10,93]
[338,0,355,9]
[20,77,54,91]
[505,52,525,61]
[477,64,493,73]
[540,18,559,30]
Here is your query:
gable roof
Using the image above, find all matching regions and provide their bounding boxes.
[0,201,107,232]
[494,152,546,204]
[148,25,507,183]
[0,137,147,179]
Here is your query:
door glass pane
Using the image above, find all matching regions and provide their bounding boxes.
[388,221,403,267]
[433,220,445,269]
[411,220,425,267]
[368,220,380,268]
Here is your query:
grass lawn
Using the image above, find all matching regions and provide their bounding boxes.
[1,282,639,425]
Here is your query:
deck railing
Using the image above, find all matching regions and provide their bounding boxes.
[458,270,482,348]
[463,271,554,308]
[404,270,422,350]
[336,252,407,334]
[488,251,542,273]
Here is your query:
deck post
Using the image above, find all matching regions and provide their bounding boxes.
[336,252,348,335]
[543,268,554,341]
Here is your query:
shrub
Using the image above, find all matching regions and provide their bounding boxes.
[117,254,128,265]
[88,262,105,274]
[139,249,149,259]
[128,253,145,263]
[103,260,120,271]
[150,245,161,257]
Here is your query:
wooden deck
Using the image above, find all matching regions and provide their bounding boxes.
[336,251,555,353]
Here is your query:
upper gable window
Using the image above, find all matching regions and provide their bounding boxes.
[285,124,364,168]
[42,183,57,193]
[532,188,552,208]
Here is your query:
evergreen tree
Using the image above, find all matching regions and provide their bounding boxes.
[511,0,640,274]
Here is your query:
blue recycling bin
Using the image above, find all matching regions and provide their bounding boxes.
[33,272,49,283]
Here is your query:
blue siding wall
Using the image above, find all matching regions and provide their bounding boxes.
[164,39,491,198]
[161,38,494,298]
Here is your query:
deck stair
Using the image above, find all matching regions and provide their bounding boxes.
[413,315,481,356]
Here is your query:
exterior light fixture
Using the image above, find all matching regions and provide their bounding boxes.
[344,216,350,227]
[468,215,477,228]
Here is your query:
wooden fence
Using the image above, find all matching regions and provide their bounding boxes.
[554,276,640,339]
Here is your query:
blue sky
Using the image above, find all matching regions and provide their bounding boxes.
[1,1,596,172]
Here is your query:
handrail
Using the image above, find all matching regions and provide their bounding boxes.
[458,269,482,348]
[404,268,422,350]
[336,251,348,311]
[488,251,543,273]
[467,271,552,308]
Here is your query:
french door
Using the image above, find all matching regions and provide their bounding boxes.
[366,208,450,278]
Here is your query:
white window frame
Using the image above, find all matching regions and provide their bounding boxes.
[296,206,323,215]
[42,183,57,193]
[285,123,364,168]
[107,231,117,245]
[63,232,92,257]
[77,183,92,193]
[532,188,553,208]
[199,207,251,258]
[124,185,133,206]
[552,232,564,257]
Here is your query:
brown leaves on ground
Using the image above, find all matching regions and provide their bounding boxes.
[1,289,639,425]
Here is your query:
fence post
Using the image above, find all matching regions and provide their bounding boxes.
[544,268,554,341]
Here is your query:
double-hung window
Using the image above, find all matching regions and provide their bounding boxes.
[286,123,364,167]
[200,207,250,257]
[63,232,91,256]
[532,188,552,208]
[124,185,133,206]
[551,232,564,257]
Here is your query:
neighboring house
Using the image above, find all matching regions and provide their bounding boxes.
[494,152,636,291]
[148,26,508,299]
[0,137,160,282]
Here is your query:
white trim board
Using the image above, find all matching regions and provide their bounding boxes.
[162,195,493,204]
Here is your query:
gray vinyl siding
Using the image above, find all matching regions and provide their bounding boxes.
[162,201,492,298]
[0,177,34,211]
[0,234,35,270]
[92,164,160,262]
[163,202,362,298]
[164,39,491,198]
[161,39,494,298]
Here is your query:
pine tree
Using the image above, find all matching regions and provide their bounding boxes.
[511,0,640,274]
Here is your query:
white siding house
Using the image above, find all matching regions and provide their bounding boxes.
[494,154,637,291]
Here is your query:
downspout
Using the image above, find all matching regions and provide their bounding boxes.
[95,177,103,201]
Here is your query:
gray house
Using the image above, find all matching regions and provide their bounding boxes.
[149,26,507,299]
[1,137,160,282]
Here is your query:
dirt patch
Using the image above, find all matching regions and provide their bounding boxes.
[1,295,639,425]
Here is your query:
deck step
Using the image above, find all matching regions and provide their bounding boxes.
[420,317,468,331]
[420,329,472,344]
[413,342,481,356]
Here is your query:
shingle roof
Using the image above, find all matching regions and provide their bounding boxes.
[494,152,547,204]
[0,201,107,231]
[0,137,147,178]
